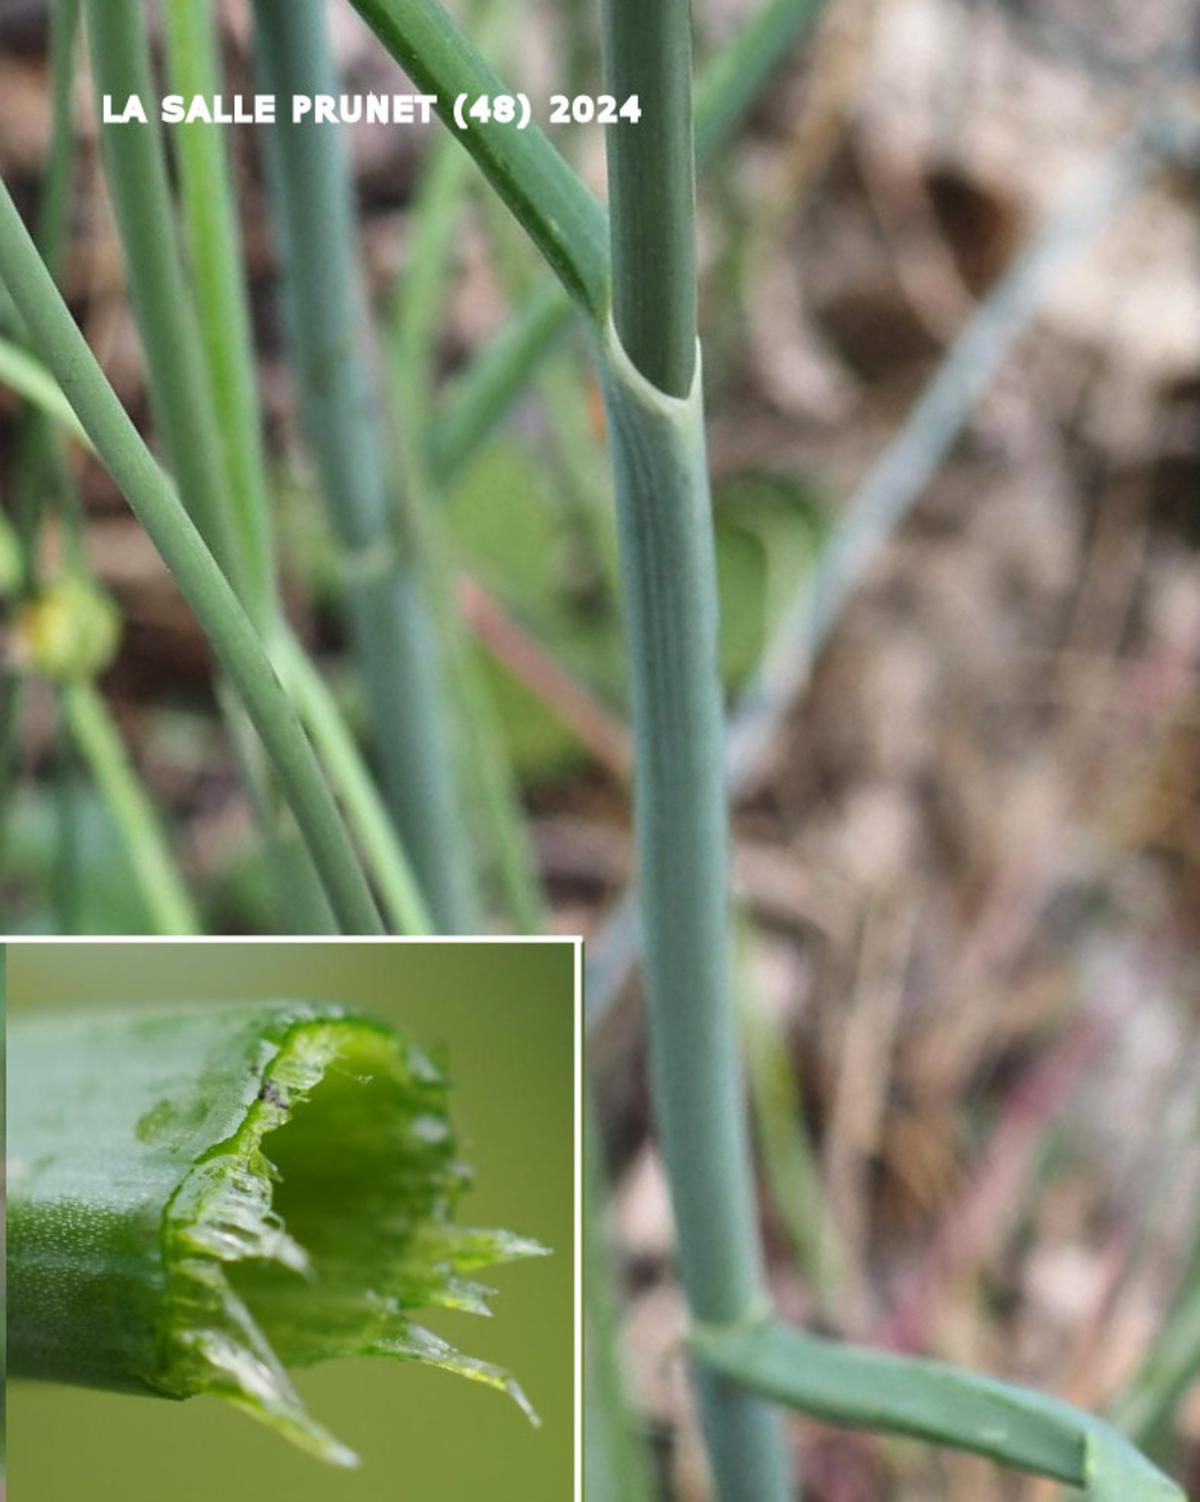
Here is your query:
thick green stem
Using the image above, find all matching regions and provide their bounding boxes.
[252,0,475,933]
[599,325,793,1502]
[598,4,793,1492]
[0,181,383,934]
[602,2,698,395]
[82,0,246,601]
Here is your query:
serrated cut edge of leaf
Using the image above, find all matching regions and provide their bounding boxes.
[155,1013,546,1466]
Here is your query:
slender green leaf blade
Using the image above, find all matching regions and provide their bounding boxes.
[347,0,609,314]
[0,336,90,449]
[692,1319,1184,1501]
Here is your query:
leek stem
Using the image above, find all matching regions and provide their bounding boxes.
[598,5,793,1495]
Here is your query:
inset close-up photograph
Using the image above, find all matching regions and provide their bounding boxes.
[5,939,578,1501]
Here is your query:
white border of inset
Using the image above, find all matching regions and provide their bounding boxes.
[2,933,584,1501]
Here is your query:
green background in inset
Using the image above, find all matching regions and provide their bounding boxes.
[6,940,576,1502]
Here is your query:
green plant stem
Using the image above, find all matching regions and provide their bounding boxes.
[13,0,83,562]
[277,635,433,936]
[0,180,383,934]
[602,2,698,395]
[692,1320,1183,1502]
[348,0,609,314]
[585,124,1166,1034]
[252,0,475,933]
[82,0,246,601]
[596,5,792,1493]
[161,0,276,630]
[598,322,793,1502]
[60,680,201,935]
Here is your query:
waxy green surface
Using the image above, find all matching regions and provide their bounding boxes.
[10,1001,545,1465]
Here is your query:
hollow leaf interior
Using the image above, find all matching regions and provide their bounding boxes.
[159,1015,544,1464]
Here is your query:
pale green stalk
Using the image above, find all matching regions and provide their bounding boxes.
[598,325,793,1502]
[252,0,475,933]
[597,4,793,1495]
[82,0,246,600]
[7,0,80,581]
[60,681,201,935]
[345,1,793,1489]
